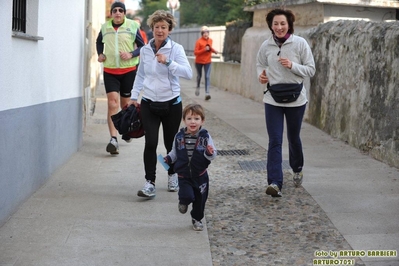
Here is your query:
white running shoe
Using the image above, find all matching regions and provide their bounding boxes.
[137,180,156,198]
[192,219,204,231]
[265,183,282,197]
[293,171,303,187]
[168,173,179,192]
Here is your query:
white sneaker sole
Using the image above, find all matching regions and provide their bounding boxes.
[167,187,179,192]
[137,191,155,198]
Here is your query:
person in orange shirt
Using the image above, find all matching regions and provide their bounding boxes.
[194,26,218,100]
[134,17,148,44]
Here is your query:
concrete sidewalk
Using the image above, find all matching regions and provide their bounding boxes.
[0,77,398,266]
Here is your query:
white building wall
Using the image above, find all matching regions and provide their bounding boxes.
[0,1,85,111]
[0,0,88,226]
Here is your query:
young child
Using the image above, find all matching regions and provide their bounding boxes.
[164,104,217,231]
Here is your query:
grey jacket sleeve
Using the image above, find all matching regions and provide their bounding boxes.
[204,134,217,161]
[167,134,178,164]
[290,37,316,78]
[256,40,270,77]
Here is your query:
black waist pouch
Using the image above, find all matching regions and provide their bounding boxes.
[149,101,171,116]
[265,83,303,103]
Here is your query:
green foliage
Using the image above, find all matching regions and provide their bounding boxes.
[225,0,253,23]
[137,0,279,27]
[179,0,253,26]
[179,0,216,26]
[136,0,169,28]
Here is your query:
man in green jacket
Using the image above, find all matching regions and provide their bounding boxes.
[96,1,145,155]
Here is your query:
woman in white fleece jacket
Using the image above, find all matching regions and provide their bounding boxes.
[129,10,193,199]
[256,8,316,197]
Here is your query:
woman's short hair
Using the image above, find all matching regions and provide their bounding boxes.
[147,10,176,31]
[266,9,295,34]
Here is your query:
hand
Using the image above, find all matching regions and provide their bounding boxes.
[206,145,214,155]
[128,100,138,107]
[278,57,292,69]
[155,53,167,64]
[98,54,106,62]
[205,45,210,51]
[259,69,268,84]
[120,51,133,61]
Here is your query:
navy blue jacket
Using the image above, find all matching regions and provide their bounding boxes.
[166,127,216,178]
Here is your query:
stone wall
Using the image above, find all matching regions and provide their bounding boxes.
[306,20,399,168]
[223,21,252,63]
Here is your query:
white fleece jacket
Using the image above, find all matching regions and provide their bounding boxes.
[256,34,316,107]
[131,39,193,102]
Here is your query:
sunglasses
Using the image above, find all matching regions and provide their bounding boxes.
[112,8,124,14]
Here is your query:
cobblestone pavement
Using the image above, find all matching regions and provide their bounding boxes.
[183,95,365,266]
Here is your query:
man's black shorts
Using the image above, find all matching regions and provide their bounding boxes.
[103,70,137,98]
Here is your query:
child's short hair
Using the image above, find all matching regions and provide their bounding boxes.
[183,104,205,120]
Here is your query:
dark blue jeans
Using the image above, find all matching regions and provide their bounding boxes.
[265,103,306,190]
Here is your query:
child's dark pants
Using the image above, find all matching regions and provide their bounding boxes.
[178,172,209,222]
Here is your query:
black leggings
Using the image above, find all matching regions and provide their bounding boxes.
[140,98,182,182]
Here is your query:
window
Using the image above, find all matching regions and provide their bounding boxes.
[12,0,26,33]
[12,0,43,41]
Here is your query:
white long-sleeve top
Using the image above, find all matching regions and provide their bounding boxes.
[131,38,193,102]
[256,34,316,107]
